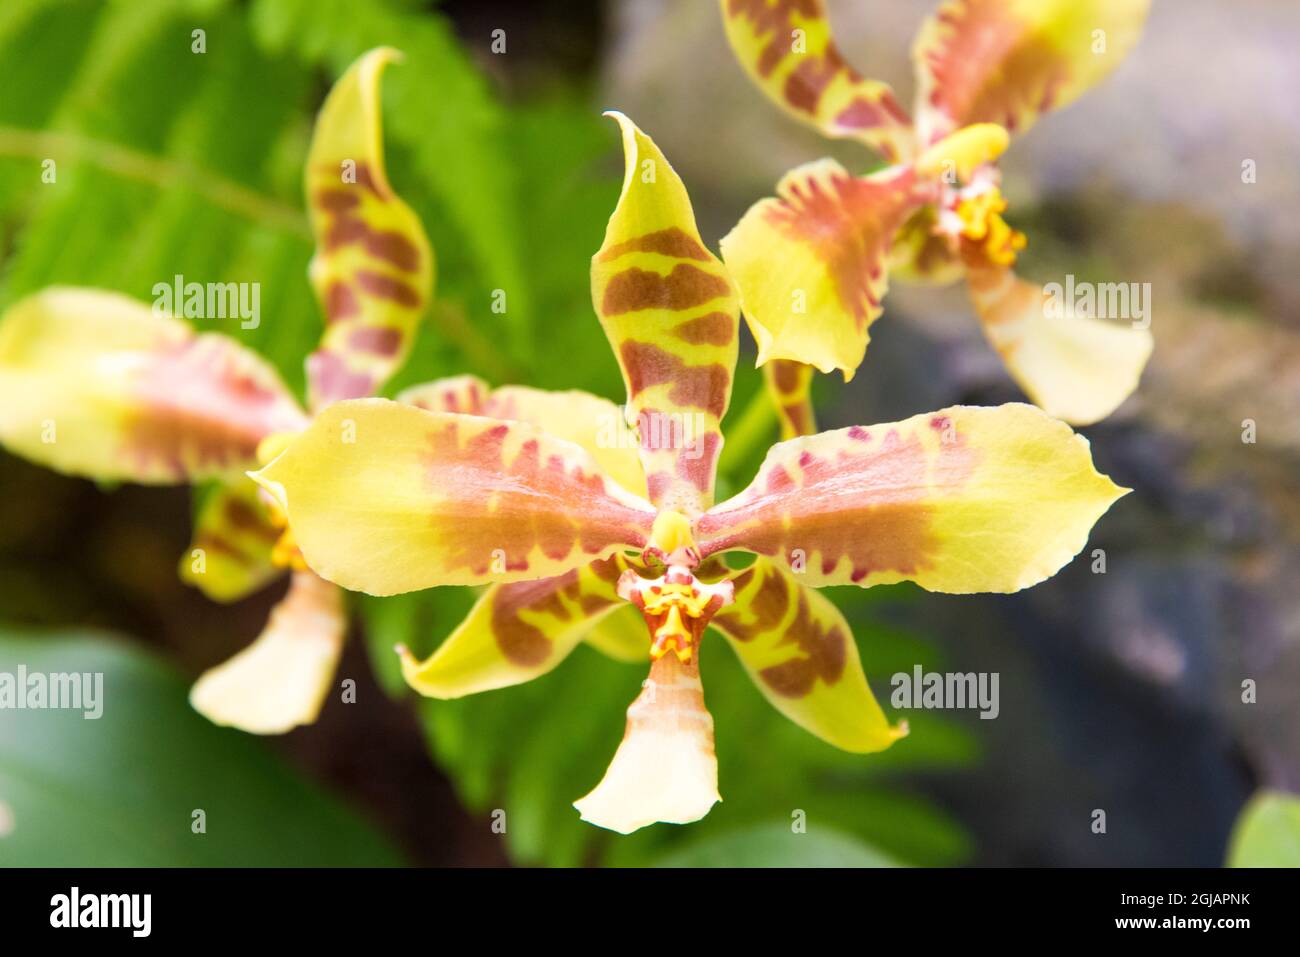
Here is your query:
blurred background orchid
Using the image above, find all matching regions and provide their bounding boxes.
[718,0,1154,427]
[0,47,436,735]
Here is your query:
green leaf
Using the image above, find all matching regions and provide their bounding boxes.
[651,822,900,868]
[1226,790,1300,867]
[0,630,401,866]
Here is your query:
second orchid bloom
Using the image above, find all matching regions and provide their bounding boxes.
[719,0,1155,425]
[0,48,434,733]
[254,113,1127,834]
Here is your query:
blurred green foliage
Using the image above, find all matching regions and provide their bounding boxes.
[0,0,977,866]
[0,630,401,865]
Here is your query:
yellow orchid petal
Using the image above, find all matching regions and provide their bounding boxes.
[763,359,817,440]
[400,379,649,497]
[697,403,1127,593]
[719,0,914,161]
[395,374,491,415]
[967,266,1153,425]
[712,559,906,752]
[305,47,434,409]
[250,400,657,595]
[592,112,739,515]
[720,160,932,380]
[180,480,284,603]
[189,571,346,734]
[483,385,648,499]
[912,0,1152,145]
[574,651,720,833]
[398,556,628,698]
[915,122,1010,182]
[0,287,306,484]
[582,603,651,664]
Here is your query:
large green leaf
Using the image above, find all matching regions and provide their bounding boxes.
[0,630,401,866]
[1226,791,1300,867]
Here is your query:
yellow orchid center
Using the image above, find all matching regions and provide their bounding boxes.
[627,510,733,661]
[646,509,699,565]
[618,564,734,663]
[917,122,1025,270]
[951,186,1027,268]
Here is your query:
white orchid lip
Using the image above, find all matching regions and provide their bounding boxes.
[575,561,734,834]
[190,570,345,734]
[573,651,720,834]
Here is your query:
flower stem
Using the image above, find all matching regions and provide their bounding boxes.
[0,125,310,237]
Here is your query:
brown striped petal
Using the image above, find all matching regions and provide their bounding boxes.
[305,48,434,409]
[720,159,934,379]
[398,556,629,698]
[712,559,905,752]
[396,374,491,415]
[697,404,1126,593]
[251,400,658,594]
[399,378,649,497]
[763,358,817,440]
[180,479,284,603]
[719,0,915,161]
[483,385,648,499]
[592,112,739,516]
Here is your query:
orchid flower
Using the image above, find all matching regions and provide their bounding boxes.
[250,112,1128,833]
[718,0,1155,426]
[0,48,438,733]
